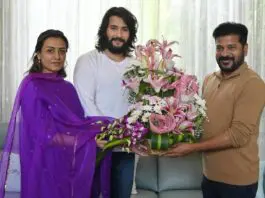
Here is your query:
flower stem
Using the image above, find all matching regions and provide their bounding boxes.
[96,137,130,166]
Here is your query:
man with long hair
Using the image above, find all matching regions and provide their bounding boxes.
[74,7,138,198]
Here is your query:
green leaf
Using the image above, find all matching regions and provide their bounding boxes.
[151,133,169,150]
[176,134,184,142]
[96,137,130,167]
[182,133,196,143]
[158,89,175,98]
[96,150,108,166]
[103,138,130,151]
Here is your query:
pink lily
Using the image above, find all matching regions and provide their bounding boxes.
[144,43,157,70]
[122,77,141,93]
[163,72,183,90]
[158,39,181,59]
[135,45,144,60]
[143,74,168,93]
[186,112,198,121]
[163,97,179,114]
[178,103,193,112]
[179,75,199,95]
[178,120,194,131]
[142,95,161,104]
[175,114,186,126]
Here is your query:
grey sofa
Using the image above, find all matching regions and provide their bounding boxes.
[134,155,265,198]
[0,122,264,198]
[133,154,203,198]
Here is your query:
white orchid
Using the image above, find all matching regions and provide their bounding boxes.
[159,99,167,107]
[193,94,207,110]
[198,107,207,117]
[141,112,151,123]
[127,116,138,124]
[142,105,152,111]
[138,69,146,74]
[153,105,162,114]
[131,109,143,118]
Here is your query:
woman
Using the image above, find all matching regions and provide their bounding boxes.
[0,30,111,198]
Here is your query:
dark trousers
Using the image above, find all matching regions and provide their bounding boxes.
[111,152,135,198]
[201,176,258,198]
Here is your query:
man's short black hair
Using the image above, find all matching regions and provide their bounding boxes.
[213,22,248,45]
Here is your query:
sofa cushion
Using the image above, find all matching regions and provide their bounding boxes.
[158,153,203,191]
[4,192,20,198]
[0,122,8,149]
[5,153,21,192]
[159,190,202,198]
[136,156,158,192]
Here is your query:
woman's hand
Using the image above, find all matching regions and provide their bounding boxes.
[96,139,108,149]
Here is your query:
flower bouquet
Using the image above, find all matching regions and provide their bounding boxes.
[96,39,207,163]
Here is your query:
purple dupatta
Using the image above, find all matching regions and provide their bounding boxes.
[0,73,112,198]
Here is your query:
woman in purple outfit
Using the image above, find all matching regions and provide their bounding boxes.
[0,30,111,198]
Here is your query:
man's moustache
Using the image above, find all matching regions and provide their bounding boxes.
[111,38,126,43]
[218,57,234,61]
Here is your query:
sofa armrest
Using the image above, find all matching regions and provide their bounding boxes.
[256,161,265,198]
[0,123,8,149]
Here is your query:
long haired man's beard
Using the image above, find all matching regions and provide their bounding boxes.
[107,38,129,54]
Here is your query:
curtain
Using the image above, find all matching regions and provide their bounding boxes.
[1,0,265,157]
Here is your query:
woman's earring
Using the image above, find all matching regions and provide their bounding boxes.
[37,59,41,70]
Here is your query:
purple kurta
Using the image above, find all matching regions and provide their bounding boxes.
[0,73,112,198]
